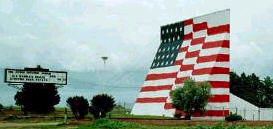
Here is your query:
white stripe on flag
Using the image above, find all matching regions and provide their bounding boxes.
[194,62,229,69]
[138,90,171,98]
[148,66,179,74]
[199,47,229,56]
[192,74,229,82]
[143,78,176,87]
[193,30,207,39]
[205,33,229,42]
[184,25,193,35]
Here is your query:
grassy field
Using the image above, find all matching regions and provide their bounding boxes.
[2,119,273,129]
[1,106,273,129]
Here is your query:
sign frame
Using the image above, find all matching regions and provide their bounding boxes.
[4,68,68,85]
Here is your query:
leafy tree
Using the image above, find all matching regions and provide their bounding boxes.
[230,72,273,108]
[171,78,211,120]
[89,94,115,119]
[14,83,60,114]
[67,96,89,120]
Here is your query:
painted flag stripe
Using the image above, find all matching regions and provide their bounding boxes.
[208,24,230,35]
[203,40,230,49]
[180,64,195,71]
[174,59,183,65]
[192,74,229,82]
[199,47,229,57]
[148,66,180,74]
[192,110,229,117]
[175,77,188,84]
[140,85,173,92]
[184,19,193,26]
[138,90,170,98]
[193,22,208,32]
[185,50,200,58]
[143,78,176,87]
[191,37,205,45]
[205,33,229,42]
[179,46,188,52]
[208,81,229,88]
[145,72,178,81]
[197,54,229,63]
[184,33,193,40]
[165,102,229,110]
[208,95,229,102]
[136,97,167,103]
[194,62,229,70]
[192,67,229,75]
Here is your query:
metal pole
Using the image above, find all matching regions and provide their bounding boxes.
[101,56,108,93]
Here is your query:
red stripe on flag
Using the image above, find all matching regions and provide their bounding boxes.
[184,19,193,26]
[136,97,167,103]
[174,59,183,65]
[179,46,188,52]
[192,110,229,117]
[193,22,208,32]
[140,85,173,92]
[192,67,229,75]
[191,37,205,45]
[208,81,230,88]
[164,103,173,109]
[184,33,193,40]
[203,40,230,49]
[180,64,194,71]
[145,72,178,81]
[197,54,229,63]
[208,24,230,35]
[185,50,200,58]
[175,77,188,84]
[208,95,229,102]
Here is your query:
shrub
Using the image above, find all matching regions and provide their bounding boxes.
[14,83,60,114]
[225,112,243,122]
[0,103,3,112]
[173,113,182,119]
[89,94,115,119]
[82,118,141,129]
[67,96,89,120]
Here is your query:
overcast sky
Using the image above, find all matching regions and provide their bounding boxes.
[0,0,273,77]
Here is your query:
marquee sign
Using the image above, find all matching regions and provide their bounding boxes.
[4,69,67,85]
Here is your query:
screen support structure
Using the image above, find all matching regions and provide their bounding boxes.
[4,65,67,90]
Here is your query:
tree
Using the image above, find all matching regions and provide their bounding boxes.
[14,83,60,114]
[230,71,273,108]
[0,103,3,112]
[89,94,115,119]
[171,78,211,120]
[67,96,89,120]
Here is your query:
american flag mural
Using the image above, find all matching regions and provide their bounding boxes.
[132,10,230,120]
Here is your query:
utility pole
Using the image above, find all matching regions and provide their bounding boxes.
[101,56,108,93]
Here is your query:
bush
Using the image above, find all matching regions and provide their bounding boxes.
[14,83,60,114]
[225,112,243,122]
[81,118,141,129]
[0,103,3,112]
[89,94,115,119]
[173,113,182,119]
[67,96,89,120]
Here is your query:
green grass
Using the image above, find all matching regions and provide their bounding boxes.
[78,119,273,129]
